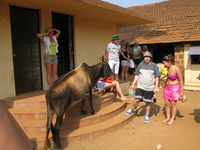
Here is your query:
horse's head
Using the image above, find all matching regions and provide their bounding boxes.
[99,56,113,78]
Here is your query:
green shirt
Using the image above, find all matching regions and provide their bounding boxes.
[45,42,57,55]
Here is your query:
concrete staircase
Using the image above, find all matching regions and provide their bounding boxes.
[1,85,135,149]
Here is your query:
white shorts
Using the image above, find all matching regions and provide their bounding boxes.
[108,60,120,74]
[121,60,129,66]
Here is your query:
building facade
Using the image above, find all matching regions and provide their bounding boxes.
[0,0,155,99]
[118,0,200,90]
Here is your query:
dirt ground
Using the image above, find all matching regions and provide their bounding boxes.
[63,88,200,150]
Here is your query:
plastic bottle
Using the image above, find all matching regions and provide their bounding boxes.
[129,88,134,100]
[153,94,157,103]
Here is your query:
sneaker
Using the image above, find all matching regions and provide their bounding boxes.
[145,115,150,122]
[125,108,134,115]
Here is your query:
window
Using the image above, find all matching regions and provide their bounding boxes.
[191,55,200,64]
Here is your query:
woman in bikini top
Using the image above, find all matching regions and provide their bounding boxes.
[163,59,182,86]
[166,64,180,85]
[168,75,178,80]
[162,54,184,125]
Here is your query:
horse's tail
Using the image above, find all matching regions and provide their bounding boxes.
[44,90,55,148]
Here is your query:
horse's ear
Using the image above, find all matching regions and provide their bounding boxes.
[99,55,108,63]
[103,56,107,62]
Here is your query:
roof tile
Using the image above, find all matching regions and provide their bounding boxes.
[117,0,200,44]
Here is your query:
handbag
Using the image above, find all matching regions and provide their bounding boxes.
[99,77,113,83]
[129,59,135,68]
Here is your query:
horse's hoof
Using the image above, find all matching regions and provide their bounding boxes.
[82,110,87,115]
[43,145,50,150]
[91,111,95,115]
[56,144,63,149]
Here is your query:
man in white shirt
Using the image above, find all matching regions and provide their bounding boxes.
[105,35,128,80]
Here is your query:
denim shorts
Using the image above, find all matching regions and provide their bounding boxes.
[121,60,130,66]
[97,81,106,89]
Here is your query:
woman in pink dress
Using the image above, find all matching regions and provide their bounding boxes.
[162,54,184,125]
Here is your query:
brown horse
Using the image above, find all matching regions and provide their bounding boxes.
[44,57,113,149]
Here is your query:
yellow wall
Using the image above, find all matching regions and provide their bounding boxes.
[0,3,16,99]
[74,16,116,66]
[0,2,117,98]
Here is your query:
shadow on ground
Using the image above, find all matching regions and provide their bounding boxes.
[190,109,200,123]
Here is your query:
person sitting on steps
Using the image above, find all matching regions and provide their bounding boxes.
[97,77,129,101]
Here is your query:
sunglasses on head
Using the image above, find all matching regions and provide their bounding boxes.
[163,58,169,61]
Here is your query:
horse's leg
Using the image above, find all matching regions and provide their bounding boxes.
[81,98,87,115]
[44,103,55,149]
[88,88,95,114]
[54,102,69,148]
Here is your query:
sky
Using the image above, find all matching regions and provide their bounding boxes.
[102,0,167,7]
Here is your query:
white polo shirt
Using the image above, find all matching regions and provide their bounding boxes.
[106,42,121,62]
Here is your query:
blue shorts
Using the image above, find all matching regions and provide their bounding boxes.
[135,88,154,103]
[97,81,106,89]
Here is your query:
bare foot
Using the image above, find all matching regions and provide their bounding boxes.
[121,97,129,100]
[162,119,170,123]
[167,120,174,125]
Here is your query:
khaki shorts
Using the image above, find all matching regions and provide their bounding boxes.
[44,54,58,64]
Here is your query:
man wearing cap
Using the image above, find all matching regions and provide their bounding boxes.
[125,51,160,122]
[105,35,129,80]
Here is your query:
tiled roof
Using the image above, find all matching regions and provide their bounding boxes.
[117,0,200,44]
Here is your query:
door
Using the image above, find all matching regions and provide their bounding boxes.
[10,6,42,94]
[52,12,74,77]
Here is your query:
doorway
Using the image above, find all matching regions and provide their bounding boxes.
[52,12,74,77]
[10,6,42,94]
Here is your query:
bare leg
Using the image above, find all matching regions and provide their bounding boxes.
[168,100,177,125]
[105,80,128,100]
[121,66,126,81]
[121,71,124,81]
[145,102,151,115]
[45,64,53,87]
[132,99,140,109]
[125,66,129,81]
[163,99,171,123]
[52,64,58,81]
[114,74,118,81]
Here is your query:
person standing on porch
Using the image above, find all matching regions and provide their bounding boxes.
[120,43,131,81]
[132,41,142,68]
[105,35,129,80]
[37,27,61,87]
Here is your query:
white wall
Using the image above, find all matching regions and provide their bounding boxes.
[184,43,200,85]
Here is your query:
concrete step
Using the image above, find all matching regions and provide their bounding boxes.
[16,98,126,134]
[29,108,135,148]
[7,92,115,120]
[1,90,105,108]
[2,81,134,150]
[1,90,47,108]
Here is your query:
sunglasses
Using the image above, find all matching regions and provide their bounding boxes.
[163,58,169,61]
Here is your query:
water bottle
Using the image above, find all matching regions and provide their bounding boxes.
[129,88,134,100]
